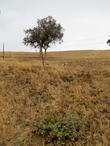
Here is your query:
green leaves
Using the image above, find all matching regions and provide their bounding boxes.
[23,16,64,52]
[107,39,110,46]
[34,113,80,145]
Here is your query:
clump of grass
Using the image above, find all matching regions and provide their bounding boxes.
[34,113,80,145]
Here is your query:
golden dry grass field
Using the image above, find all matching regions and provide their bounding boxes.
[0,50,110,146]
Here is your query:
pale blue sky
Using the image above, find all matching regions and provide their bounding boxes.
[0,0,110,52]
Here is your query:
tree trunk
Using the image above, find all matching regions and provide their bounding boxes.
[44,49,47,57]
[39,48,42,56]
[40,47,45,68]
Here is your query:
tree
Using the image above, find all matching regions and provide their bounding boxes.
[23,16,64,67]
[107,39,110,46]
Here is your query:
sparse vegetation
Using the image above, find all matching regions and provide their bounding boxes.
[0,51,110,146]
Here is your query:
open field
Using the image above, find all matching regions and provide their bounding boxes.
[1,50,110,61]
[0,50,110,146]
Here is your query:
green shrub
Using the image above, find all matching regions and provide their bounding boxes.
[34,113,80,145]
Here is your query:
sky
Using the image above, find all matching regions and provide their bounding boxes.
[0,0,110,52]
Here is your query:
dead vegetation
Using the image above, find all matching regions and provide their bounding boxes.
[0,51,110,146]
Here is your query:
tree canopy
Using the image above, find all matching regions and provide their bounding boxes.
[23,16,64,55]
[107,39,110,46]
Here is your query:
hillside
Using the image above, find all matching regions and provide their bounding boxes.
[0,51,110,146]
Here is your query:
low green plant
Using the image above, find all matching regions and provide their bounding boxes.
[34,113,80,145]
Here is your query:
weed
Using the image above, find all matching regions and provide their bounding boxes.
[34,113,80,145]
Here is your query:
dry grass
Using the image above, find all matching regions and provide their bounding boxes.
[0,50,110,146]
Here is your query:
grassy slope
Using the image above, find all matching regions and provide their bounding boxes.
[0,50,110,146]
